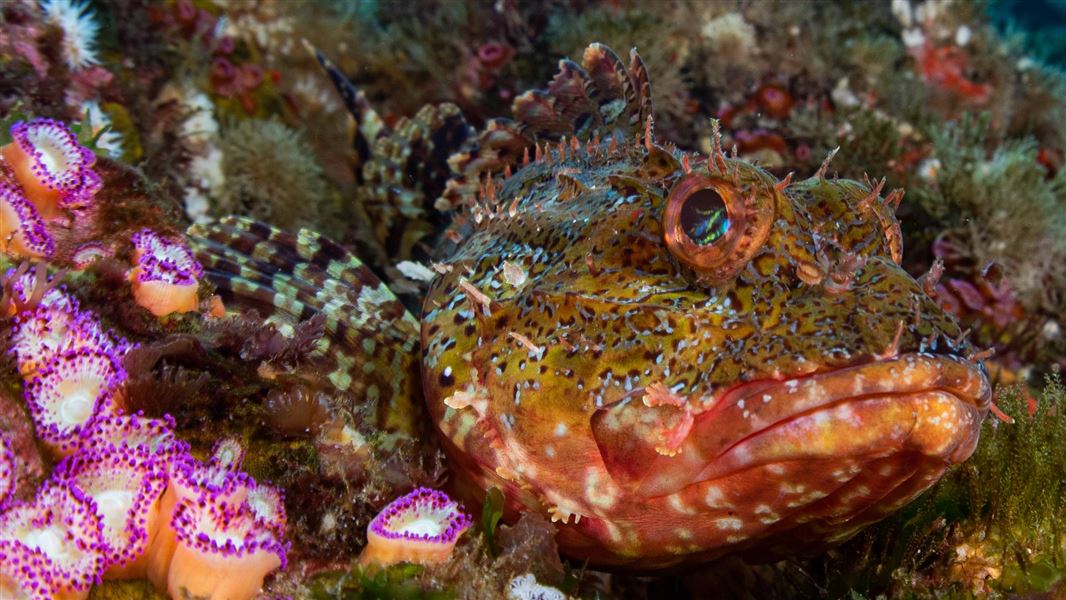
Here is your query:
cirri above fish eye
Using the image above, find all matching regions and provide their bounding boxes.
[663,173,775,285]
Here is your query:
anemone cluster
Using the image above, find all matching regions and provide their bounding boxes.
[0,118,288,599]
[0,265,289,599]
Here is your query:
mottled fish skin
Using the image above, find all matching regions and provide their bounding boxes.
[194,44,992,570]
[420,47,991,568]
[190,217,424,443]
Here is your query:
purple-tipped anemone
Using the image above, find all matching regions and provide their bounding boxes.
[9,305,117,376]
[71,241,112,270]
[24,348,126,456]
[166,499,287,600]
[52,448,168,579]
[129,229,203,316]
[245,481,287,537]
[0,181,53,258]
[130,229,204,281]
[0,539,59,600]
[0,481,107,594]
[80,412,187,462]
[2,266,77,317]
[359,487,473,566]
[2,119,99,217]
[0,434,14,508]
[208,436,245,471]
[146,453,254,589]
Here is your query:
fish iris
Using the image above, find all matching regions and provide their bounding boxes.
[679,188,729,245]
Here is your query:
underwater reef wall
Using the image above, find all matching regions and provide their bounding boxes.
[1,0,1065,598]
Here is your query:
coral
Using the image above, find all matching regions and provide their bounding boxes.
[912,114,1066,352]
[216,118,331,231]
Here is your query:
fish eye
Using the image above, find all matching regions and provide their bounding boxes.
[663,174,774,283]
[678,188,730,246]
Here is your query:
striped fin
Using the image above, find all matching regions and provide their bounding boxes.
[313,46,477,262]
[309,44,389,173]
[441,44,657,211]
[187,217,423,439]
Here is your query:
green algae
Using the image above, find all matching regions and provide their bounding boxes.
[88,580,165,600]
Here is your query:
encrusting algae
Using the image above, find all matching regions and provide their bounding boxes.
[2,0,1066,598]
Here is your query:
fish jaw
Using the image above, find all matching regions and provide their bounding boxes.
[567,353,991,566]
[593,353,990,498]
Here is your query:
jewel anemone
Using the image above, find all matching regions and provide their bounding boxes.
[359,487,472,567]
[0,434,14,508]
[0,481,107,599]
[2,265,78,317]
[145,454,253,590]
[79,412,187,462]
[167,499,287,600]
[0,181,53,258]
[9,305,116,377]
[24,348,126,457]
[208,436,245,471]
[0,539,58,600]
[128,229,204,317]
[51,448,167,580]
[1,119,98,219]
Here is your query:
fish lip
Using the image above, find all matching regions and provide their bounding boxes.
[709,352,991,419]
[604,353,992,498]
[689,352,992,477]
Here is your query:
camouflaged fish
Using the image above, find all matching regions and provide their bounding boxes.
[190,44,991,570]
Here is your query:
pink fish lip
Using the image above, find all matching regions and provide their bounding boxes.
[593,353,991,498]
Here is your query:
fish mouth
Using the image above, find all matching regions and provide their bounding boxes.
[593,353,991,498]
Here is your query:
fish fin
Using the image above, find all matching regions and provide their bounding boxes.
[313,46,477,264]
[188,217,423,438]
[440,44,656,211]
[309,43,389,171]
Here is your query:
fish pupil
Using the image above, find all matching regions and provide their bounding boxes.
[679,188,730,245]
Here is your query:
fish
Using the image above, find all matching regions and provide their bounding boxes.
[190,43,990,570]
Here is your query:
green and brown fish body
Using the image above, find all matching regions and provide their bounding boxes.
[421,132,988,568]
[193,44,990,569]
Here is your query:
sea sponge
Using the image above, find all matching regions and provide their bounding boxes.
[216,118,330,231]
